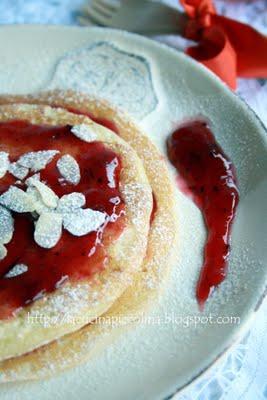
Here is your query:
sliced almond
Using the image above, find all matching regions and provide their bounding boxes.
[26,173,41,182]
[0,186,35,213]
[71,124,97,142]
[57,154,81,185]
[5,263,28,278]
[26,186,50,215]
[57,192,86,213]
[0,152,9,179]
[63,208,106,237]
[8,162,29,180]
[0,205,14,244]
[17,150,59,172]
[0,244,7,261]
[34,212,62,249]
[106,158,119,189]
[26,178,58,208]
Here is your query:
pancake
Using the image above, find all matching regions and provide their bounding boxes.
[0,92,178,382]
[0,103,152,362]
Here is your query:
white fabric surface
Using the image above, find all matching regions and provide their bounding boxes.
[0,1,266,399]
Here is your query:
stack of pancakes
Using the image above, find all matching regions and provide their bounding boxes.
[0,91,177,381]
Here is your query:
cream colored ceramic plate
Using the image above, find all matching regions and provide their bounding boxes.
[0,26,266,400]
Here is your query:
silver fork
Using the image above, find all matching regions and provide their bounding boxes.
[81,0,187,35]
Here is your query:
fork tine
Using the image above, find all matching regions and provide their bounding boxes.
[93,0,119,12]
[90,0,115,18]
[84,3,112,25]
[77,16,91,26]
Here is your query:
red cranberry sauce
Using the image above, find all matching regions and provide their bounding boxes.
[167,120,239,308]
[58,105,119,135]
[50,103,158,225]
[0,120,125,319]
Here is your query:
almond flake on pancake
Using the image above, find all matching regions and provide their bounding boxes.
[17,150,59,172]
[0,244,7,261]
[71,124,97,142]
[26,186,50,215]
[4,264,28,278]
[1,154,107,251]
[0,152,9,178]
[0,205,14,244]
[57,154,81,185]
[57,192,86,213]
[25,172,41,183]
[26,177,59,208]
[34,212,63,249]
[63,208,106,236]
[8,162,29,180]
[0,186,35,213]
[107,158,119,188]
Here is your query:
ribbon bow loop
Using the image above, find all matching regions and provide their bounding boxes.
[181,0,215,25]
[180,0,267,89]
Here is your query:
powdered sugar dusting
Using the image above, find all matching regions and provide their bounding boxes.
[30,282,92,321]
[121,183,152,229]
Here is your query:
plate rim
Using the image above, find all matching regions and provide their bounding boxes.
[0,24,266,399]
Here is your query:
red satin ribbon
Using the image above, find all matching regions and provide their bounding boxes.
[180,0,267,89]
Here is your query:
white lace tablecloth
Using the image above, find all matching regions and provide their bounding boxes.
[0,1,266,399]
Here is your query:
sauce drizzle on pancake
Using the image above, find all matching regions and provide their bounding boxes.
[0,120,125,319]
